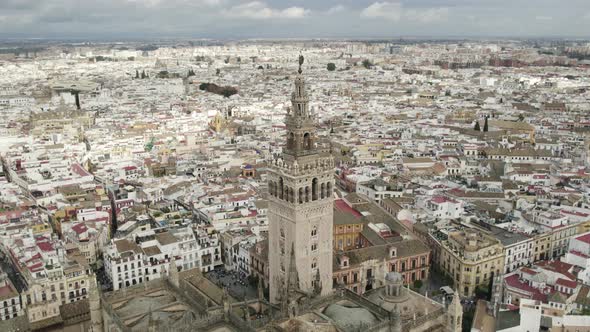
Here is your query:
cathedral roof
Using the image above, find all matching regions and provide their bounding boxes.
[323,302,379,329]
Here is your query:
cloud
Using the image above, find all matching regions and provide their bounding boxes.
[361,2,402,21]
[535,15,552,21]
[361,2,448,23]
[223,1,309,20]
[406,7,449,23]
[326,5,346,15]
[0,0,589,38]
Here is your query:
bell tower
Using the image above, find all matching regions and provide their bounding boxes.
[268,56,334,303]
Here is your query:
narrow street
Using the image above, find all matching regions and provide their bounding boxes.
[0,253,27,292]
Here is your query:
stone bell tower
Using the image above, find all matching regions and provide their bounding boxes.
[268,56,334,303]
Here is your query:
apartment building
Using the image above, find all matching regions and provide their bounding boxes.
[439,229,504,297]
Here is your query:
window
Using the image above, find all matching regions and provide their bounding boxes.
[312,243,318,251]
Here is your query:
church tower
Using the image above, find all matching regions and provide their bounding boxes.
[268,56,334,303]
[446,291,463,332]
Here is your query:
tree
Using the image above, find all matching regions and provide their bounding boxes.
[362,59,373,69]
[157,70,169,79]
[474,120,481,131]
[327,63,336,71]
[475,284,490,300]
[483,116,489,132]
[413,279,423,290]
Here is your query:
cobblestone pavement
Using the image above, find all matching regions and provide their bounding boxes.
[205,267,258,300]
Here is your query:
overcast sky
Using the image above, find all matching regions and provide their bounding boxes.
[0,0,589,39]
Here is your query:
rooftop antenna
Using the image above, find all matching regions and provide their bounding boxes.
[298,54,304,74]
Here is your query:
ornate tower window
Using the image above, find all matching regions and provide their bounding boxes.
[312,178,318,201]
[303,133,311,150]
[311,225,318,237]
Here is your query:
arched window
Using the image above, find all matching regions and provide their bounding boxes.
[288,132,295,149]
[327,182,332,197]
[305,186,310,202]
[303,133,311,150]
[312,178,318,201]
[320,183,326,199]
[290,187,295,203]
[298,188,304,204]
[278,177,284,200]
[311,225,318,237]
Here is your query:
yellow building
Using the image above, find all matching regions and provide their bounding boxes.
[31,221,52,237]
[439,229,504,297]
[25,255,92,327]
[533,232,552,261]
[333,212,365,251]
[354,143,386,165]
[576,219,590,235]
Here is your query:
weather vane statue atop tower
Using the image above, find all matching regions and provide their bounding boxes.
[298,54,304,74]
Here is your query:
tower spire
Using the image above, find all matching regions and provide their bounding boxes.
[286,242,300,295]
[89,274,103,332]
[447,290,463,332]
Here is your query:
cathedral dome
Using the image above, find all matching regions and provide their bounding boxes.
[385,272,403,283]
